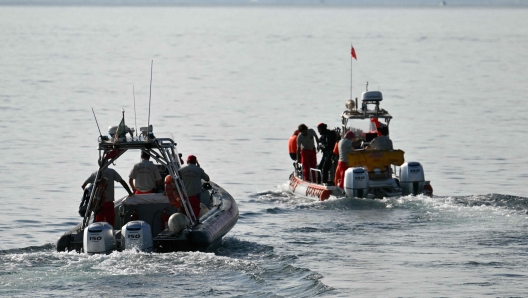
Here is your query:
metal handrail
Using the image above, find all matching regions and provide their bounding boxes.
[158,142,197,225]
[309,168,322,183]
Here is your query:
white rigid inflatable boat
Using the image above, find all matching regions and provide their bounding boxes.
[57,122,238,254]
[288,88,433,201]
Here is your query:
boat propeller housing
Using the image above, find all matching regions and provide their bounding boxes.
[400,162,426,196]
[344,167,369,198]
[83,222,116,254]
[121,220,153,252]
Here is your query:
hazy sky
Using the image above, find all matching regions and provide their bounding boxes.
[0,0,526,7]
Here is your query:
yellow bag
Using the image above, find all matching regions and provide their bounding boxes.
[346,149,405,172]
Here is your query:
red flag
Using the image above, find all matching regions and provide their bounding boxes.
[351,46,357,60]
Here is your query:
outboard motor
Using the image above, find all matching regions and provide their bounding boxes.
[400,162,425,195]
[121,220,153,252]
[83,222,116,254]
[344,167,369,198]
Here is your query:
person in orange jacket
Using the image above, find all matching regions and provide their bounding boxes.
[288,130,299,160]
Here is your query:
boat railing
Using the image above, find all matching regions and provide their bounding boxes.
[158,145,198,225]
[309,168,322,184]
[293,162,303,179]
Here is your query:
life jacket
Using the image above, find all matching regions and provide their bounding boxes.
[288,135,297,154]
[164,175,182,208]
[333,142,339,156]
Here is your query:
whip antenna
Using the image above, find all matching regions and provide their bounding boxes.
[133,85,137,137]
[147,60,153,137]
[91,107,103,139]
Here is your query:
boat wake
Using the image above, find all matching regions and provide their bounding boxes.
[274,182,528,215]
[381,193,528,216]
[0,238,333,297]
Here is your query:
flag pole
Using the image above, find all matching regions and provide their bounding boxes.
[350,44,357,100]
[350,45,353,100]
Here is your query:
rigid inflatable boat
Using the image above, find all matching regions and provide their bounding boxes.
[289,87,433,200]
[57,121,238,254]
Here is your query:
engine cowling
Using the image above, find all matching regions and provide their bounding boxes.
[121,220,153,252]
[400,162,425,195]
[83,222,116,254]
[344,167,369,198]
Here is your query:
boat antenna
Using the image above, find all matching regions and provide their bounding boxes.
[366,81,369,91]
[147,60,153,137]
[133,84,137,137]
[91,107,103,139]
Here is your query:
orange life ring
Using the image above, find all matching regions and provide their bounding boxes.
[164,175,182,208]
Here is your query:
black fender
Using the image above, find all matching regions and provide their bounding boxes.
[56,234,71,252]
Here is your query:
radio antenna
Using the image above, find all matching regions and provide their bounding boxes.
[147,60,153,137]
[133,85,138,137]
[91,107,103,139]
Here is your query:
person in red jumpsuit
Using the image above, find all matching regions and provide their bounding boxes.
[296,124,319,182]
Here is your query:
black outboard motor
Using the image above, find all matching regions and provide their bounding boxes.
[78,183,93,217]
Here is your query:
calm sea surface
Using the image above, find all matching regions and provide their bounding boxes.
[1,6,528,297]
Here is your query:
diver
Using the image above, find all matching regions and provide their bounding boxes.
[316,123,337,184]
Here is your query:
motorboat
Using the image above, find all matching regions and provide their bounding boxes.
[288,87,433,201]
[56,120,238,254]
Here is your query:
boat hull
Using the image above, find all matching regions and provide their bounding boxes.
[288,173,342,201]
[56,181,238,253]
[288,171,432,200]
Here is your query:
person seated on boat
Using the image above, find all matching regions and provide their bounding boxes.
[82,166,133,227]
[180,155,210,219]
[316,123,337,184]
[129,151,163,194]
[288,130,299,161]
[334,131,355,189]
[367,126,393,151]
[296,124,319,182]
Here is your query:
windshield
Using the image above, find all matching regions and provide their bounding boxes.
[344,118,389,141]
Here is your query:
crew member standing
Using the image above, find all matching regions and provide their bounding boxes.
[296,124,319,182]
[288,130,299,161]
[316,123,337,184]
[334,131,355,188]
[180,155,210,218]
[82,167,133,227]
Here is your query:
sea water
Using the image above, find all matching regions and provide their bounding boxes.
[1,5,527,297]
